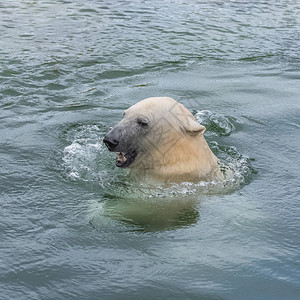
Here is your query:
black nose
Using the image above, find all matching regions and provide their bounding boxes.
[103,136,119,151]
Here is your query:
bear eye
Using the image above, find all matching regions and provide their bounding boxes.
[137,117,149,127]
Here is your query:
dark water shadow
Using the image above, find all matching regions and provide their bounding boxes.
[89,187,201,233]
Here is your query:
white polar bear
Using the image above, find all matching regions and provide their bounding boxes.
[103,97,227,182]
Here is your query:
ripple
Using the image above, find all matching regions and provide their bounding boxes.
[0,0,298,296]
[195,110,236,137]
[45,83,68,91]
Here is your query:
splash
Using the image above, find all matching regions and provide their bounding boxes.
[61,117,255,198]
[194,110,236,137]
[62,123,114,186]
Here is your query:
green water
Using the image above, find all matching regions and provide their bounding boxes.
[1,1,299,299]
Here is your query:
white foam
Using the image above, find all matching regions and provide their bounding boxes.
[62,124,110,184]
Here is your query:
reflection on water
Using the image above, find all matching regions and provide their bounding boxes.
[89,195,200,232]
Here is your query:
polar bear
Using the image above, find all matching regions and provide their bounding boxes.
[103,97,224,182]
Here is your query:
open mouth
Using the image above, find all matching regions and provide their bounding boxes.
[115,150,137,168]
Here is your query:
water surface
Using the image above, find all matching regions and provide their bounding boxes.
[0,1,299,299]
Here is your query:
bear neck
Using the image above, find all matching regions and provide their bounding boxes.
[148,134,219,181]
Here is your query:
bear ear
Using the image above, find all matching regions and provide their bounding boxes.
[171,102,206,135]
[182,118,206,136]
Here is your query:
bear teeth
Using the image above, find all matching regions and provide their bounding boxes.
[116,152,127,163]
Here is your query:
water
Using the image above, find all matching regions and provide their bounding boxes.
[1,0,299,299]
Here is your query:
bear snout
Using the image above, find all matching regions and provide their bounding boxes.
[103,135,119,151]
